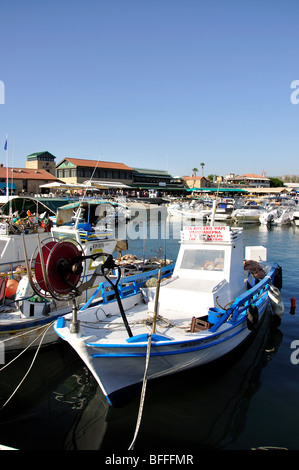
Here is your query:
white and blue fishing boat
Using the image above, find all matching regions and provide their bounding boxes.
[54,223,284,405]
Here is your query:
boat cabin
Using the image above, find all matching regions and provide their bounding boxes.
[152,226,247,318]
[53,200,116,244]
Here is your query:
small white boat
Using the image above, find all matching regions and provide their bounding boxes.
[54,224,283,405]
[259,197,296,226]
[182,208,212,220]
[167,201,184,217]
[232,203,265,223]
[207,202,235,221]
[259,206,294,226]
[181,201,212,220]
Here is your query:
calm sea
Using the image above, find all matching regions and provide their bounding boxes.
[0,217,299,452]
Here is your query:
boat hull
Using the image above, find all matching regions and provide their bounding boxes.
[0,312,66,355]
[55,295,270,405]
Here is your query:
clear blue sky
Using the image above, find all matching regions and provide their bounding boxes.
[1,0,299,178]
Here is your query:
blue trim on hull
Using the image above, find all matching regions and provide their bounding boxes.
[0,312,64,333]
[89,301,269,358]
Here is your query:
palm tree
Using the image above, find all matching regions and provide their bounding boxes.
[200,162,205,176]
[192,168,198,177]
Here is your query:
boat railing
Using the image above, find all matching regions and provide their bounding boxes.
[209,263,278,332]
[0,259,29,277]
[79,264,175,311]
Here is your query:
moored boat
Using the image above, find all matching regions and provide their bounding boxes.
[259,206,294,226]
[54,224,284,405]
[231,203,265,224]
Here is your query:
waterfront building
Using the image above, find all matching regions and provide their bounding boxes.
[0,165,59,195]
[56,157,134,186]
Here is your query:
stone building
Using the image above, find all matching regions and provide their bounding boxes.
[26,151,56,176]
[0,166,59,195]
[182,176,211,189]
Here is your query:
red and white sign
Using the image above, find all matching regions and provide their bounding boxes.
[183,226,229,241]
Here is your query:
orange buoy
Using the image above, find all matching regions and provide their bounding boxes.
[5,279,19,298]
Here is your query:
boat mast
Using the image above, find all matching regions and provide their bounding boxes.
[5,135,8,204]
[210,199,217,225]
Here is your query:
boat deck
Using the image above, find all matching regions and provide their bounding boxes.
[74,297,212,346]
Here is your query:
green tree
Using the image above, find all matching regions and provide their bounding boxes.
[269,177,284,187]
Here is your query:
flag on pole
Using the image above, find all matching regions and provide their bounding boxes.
[4,139,7,150]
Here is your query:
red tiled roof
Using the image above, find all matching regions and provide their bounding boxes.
[182,176,207,180]
[60,158,134,171]
[237,173,269,179]
[0,167,58,180]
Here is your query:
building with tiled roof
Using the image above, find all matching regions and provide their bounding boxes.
[226,173,270,188]
[182,175,211,189]
[56,157,134,185]
[0,165,59,195]
[129,168,185,193]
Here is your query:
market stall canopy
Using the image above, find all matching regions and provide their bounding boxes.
[244,187,291,194]
[84,180,131,189]
[39,182,99,191]
[0,182,17,190]
[186,187,248,193]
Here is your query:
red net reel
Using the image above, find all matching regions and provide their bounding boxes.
[34,240,83,295]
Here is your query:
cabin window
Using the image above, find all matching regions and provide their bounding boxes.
[180,249,225,271]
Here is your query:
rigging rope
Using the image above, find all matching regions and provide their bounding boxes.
[0,321,55,410]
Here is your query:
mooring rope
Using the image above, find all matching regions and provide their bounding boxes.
[128,267,162,450]
[128,332,153,451]
[0,321,55,410]
[0,320,54,346]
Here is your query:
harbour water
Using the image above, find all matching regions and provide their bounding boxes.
[0,216,299,452]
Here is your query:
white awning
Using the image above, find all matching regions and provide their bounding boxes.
[84,180,131,189]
